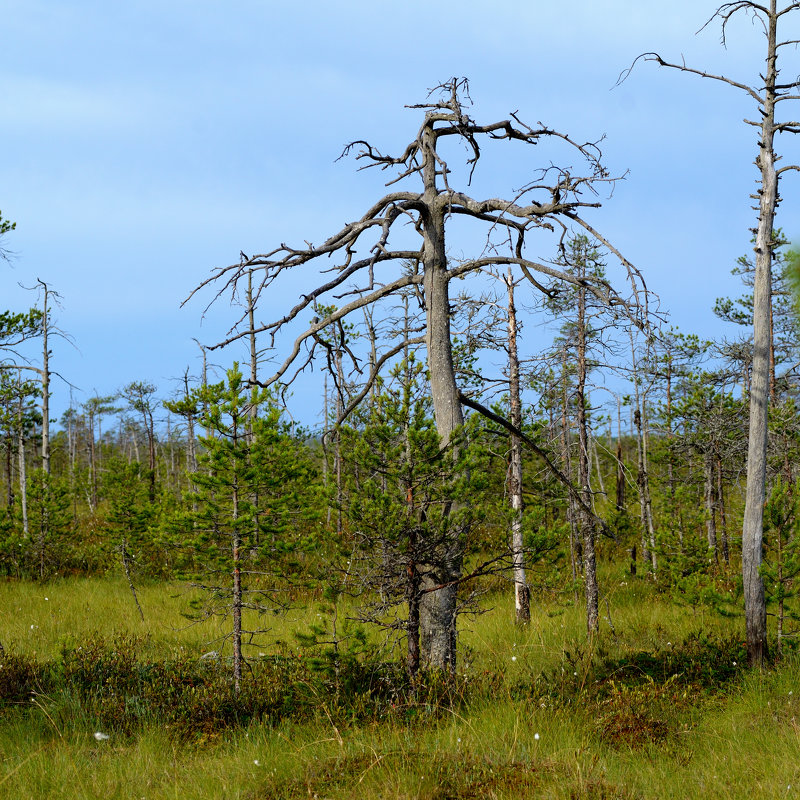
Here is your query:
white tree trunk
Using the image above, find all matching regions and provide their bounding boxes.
[505,269,530,624]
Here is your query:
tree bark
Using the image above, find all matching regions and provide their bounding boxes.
[704,453,718,561]
[717,454,730,565]
[17,381,28,539]
[232,414,242,694]
[39,282,50,477]
[505,269,530,625]
[418,135,464,673]
[575,260,599,633]
[561,349,580,594]
[742,1,781,668]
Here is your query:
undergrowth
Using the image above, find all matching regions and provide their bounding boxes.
[0,626,752,749]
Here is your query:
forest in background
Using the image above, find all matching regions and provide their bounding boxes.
[2,2,800,797]
[1,220,799,665]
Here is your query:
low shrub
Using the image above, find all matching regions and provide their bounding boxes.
[0,648,46,707]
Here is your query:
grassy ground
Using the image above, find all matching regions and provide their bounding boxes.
[0,571,798,799]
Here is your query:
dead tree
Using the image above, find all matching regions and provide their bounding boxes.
[504,267,530,625]
[626,1,800,667]
[188,78,644,672]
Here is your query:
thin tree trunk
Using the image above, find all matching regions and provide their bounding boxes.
[146,411,156,503]
[505,269,530,624]
[5,441,13,511]
[39,283,50,477]
[575,264,599,634]
[247,271,260,549]
[590,427,606,500]
[120,538,145,622]
[630,337,656,573]
[17,384,28,538]
[232,420,242,694]
[704,453,718,561]
[89,410,98,510]
[322,372,331,528]
[562,350,580,595]
[717,454,729,564]
[615,398,625,513]
[334,347,344,537]
[183,370,197,475]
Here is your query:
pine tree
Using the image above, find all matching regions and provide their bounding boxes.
[177,364,312,692]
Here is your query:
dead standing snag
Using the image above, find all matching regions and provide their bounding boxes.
[623,1,800,668]
[188,78,644,673]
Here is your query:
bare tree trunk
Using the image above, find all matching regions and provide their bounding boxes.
[183,370,197,475]
[146,411,156,503]
[322,372,331,529]
[505,268,530,624]
[615,398,626,513]
[232,425,242,694]
[640,403,657,572]
[704,453,718,562]
[334,346,344,537]
[39,281,50,477]
[562,351,580,595]
[5,441,13,511]
[247,271,261,549]
[17,383,28,538]
[642,0,798,668]
[68,397,76,522]
[742,1,782,669]
[120,538,145,622]
[247,270,259,433]
[630,337,656,573]
[89,410,98,511]
[130,428,140,465]
[575,266,599,633]
[717,454,730,565]
[419,154,464,673]
[590,428,606,500]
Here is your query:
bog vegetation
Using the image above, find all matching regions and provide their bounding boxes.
[3,3,800,797]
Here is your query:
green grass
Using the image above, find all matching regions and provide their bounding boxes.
[0,576,328,660]
[0,569,797,799]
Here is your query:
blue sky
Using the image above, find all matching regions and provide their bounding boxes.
[2,1,798,427]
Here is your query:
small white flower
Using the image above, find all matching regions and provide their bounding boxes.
[457,738,461,744]
[511,656,517,662]
[573,672,578,677]
[30,625,36,630]
[733,661,737,666]
[534,733,540,741]
[253,760,260,766]
[44,597,48,601]
[94,732,110,741]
